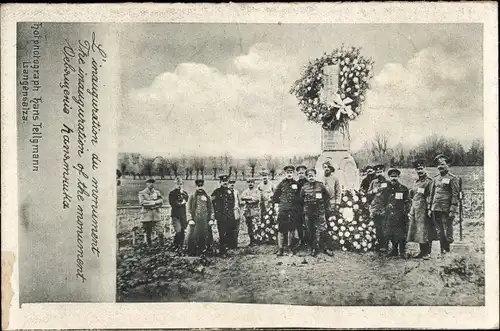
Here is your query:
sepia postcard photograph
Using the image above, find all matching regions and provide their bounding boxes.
[2,2,499,330]
[116,22,485,306]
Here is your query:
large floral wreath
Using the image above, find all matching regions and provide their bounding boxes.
[290,46,374,132]
[326,189,376,252]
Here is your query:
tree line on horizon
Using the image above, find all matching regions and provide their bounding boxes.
[118,133,484,181]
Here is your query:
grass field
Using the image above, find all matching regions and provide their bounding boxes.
[117,166,484,206]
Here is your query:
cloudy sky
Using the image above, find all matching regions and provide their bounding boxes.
[117,23,483,158]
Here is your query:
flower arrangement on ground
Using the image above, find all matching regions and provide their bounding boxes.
[327,189,376,252]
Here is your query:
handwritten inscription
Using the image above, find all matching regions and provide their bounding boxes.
[58,32,107,283]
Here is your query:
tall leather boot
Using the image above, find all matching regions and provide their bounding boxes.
[389,240,399,256]
[399,240,406,258]
[415,243,427,258]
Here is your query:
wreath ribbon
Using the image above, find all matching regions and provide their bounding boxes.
[331,93,354,120]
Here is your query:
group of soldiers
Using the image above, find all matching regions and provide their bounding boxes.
[136,152,461,259]
[136,163,341,257]
[359,153,461,259]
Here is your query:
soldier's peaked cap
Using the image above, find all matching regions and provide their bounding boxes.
[365,165,374,171]
[387,168,401,176]
[434,154,450,164]
[229,179,236,184]
[246,178,255,183]
[296,165,307,171]
[195,179,204,186]
[146,178,156,183]
[283,165,295,171]
[374,164,386,171]
[219,174,229,181]
[305,168,317,175]
[412,159,426,169]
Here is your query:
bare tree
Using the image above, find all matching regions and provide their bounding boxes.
[223,153,233,178]
[233,159,243,180]
[467,138,484,166]
[195,157,206,180]
[248,158,258,178]
[117,154,129,178]
[142,157,155,178]
[155,156,169,180]
[265,155,279,180]
[128,153,144,180]
[208,156,219,180]
[371,132,393,164]
[185,156,196,180]
[170,158,179,179]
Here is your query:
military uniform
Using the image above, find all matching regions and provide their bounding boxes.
[360,173,375,194]
[230,183,242,249]
[273,178,301,232]
[211,183,237,253]
[385,179,411,256]
[186,187,213,256]
[241,184,261,245]
[138,183,164,247]
[296,176,309,244]
[429,171,460,252]
[300,178,331,254]
[168,186,189,249]
[324,174,341,213]
[367,173,391,251]
[407,172,437,256]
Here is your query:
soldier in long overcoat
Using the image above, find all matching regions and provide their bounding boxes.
[428,154,460,254]
[407,160,437,259]
[211,175,237,255]
[385,168,411,257]
[186,179,214,256]
[229,180,242,249]
[138,178,164,247]
[367,164,391,252]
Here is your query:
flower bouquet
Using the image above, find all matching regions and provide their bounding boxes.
[252,207,278,244]
[327,189,376,252]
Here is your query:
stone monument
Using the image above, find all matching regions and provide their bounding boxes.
[315,65,360,190]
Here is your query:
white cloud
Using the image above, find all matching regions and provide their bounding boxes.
[121,43,320,158]
[120,44,482,157]
[349,45,482,150]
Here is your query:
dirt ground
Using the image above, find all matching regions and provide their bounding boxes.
[117,217,484,306]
